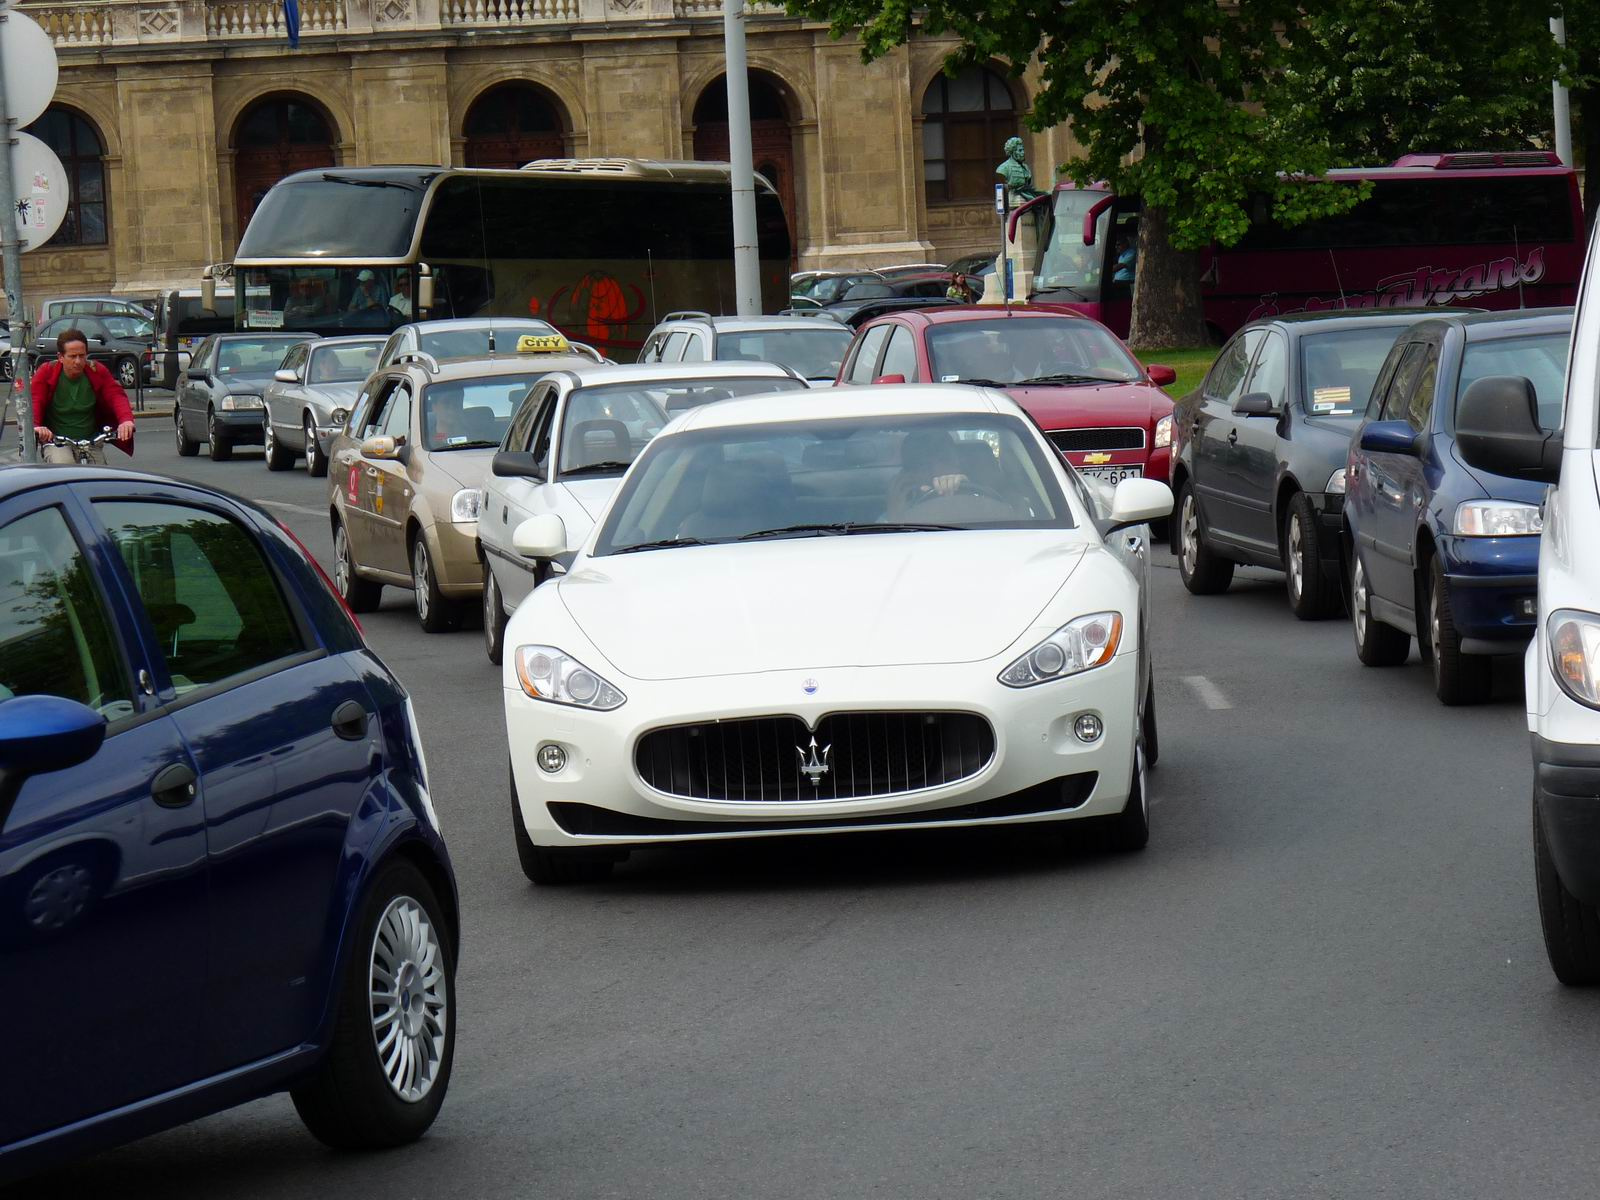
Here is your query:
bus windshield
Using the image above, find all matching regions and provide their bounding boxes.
[236,176,425,259]
[241,266,412,334]
[1035,190,1108,296]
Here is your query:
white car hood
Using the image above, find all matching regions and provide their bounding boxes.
[560,531,1088,680]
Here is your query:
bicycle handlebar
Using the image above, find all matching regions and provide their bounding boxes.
[48,426,115,448]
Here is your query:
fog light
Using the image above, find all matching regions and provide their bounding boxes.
[536,743,567,773]
[1074,713,1103,743]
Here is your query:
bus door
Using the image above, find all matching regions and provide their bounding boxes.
[1097,203,1141,336]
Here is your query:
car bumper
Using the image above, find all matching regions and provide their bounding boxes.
[1311,492,1346,568]
[430,519,485,597]
[506,650,1141,848]
[1440,534,1539,652]
[1533,734,1600,906]
[213,408,265,441]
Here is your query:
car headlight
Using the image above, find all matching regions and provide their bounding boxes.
[1549,609,1600,709]
[1153,414,1172,449]
[1453,500,1542,537]
[999,612,1123,688]
[514,644,626,710]
[1326,468,1346,495]
[220,394,263,410]
[450,488,482,523]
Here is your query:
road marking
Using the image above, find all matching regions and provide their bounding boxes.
[259,498,325,519]
[1181,675,1232,710]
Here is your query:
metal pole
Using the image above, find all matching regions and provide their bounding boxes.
[722,0,760,316]
[1553,16,1574,167]
[0,7,31,461]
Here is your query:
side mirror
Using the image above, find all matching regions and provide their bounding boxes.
[1358,420,1421,456]
[873,373,907,385]
[92,335,107,346]
[274,368,298,383]
[360,434,400,460]
[1232,392,1277,417]
[0,695,106,777]
[1456,375,1562,484]
[513,513,567,559]
[492,450,543,479]
[1106,478,1174,532]
[1145,364,1177,387]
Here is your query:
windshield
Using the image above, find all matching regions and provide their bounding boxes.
[594,413,1073,554]
[419,321,556,361]
[926,318,1141,385]
[1035,190,1108,295]
[236,176,424,258]
[811,274,877,304]
[717,329,853,380]
[1457,331,1570,431]
[309,341,382,384]
[217,338,307,373]
[558,386,670,475]
[423,374,541,451]
[1299,327,1409,420]
[103,315,154,339]
[241,266,413,334]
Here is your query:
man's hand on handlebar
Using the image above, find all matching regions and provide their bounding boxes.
[33,424,53,444]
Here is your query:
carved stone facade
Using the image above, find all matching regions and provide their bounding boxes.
[15,1,1082,299]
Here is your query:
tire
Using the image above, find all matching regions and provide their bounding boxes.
[1285,493,1340,620]
[1423,555,1492,705]
[1103,737,1150,853]
[1350,549,1409,667]
[511,765,617,885]
[263,419,294,471]
[207,407,233,462]
[1534,793,1600,985]
[333,519,383,613]
[174,407,199,457]
[1142,675,1159,770]
[115,356,139,390]
[1175,478,1234,595]
[305,415,329,478]
[290,859,455,1149]
[482,561,509,666]
[411,535,461,634]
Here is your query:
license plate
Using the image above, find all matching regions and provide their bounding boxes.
[1079,465,1141,485]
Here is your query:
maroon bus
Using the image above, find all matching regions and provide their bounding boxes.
[1023,151,1585,341]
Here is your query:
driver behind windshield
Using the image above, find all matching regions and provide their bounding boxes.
[887,430,969,519]
[427,392,465,447]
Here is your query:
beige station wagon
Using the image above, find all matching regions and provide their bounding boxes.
[326,342,599,632]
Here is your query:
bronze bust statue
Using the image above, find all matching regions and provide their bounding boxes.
[996,137,1042,202]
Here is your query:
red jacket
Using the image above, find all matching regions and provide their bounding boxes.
[32,359,135,455]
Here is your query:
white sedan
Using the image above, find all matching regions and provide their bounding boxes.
[500,385,1172,883]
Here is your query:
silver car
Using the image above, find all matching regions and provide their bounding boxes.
[376,318,610,369]
[263,336,385,476]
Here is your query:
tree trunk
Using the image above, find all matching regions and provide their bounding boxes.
[1127,205,1208,350]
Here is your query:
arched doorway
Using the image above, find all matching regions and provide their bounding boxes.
[464,83,567,169]
[692,72,796,260]
[233,96,335,243]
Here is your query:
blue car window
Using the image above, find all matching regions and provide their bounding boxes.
[0,506,133,719]
[94,502,306,695]
[1406,347,1439,431]
[1379,343,1427,421]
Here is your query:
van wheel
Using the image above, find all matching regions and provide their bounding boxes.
[291,860,455,1147]
[1534,794,1600,985]
[1425,556,1492,705]
[1351,551,1409,666]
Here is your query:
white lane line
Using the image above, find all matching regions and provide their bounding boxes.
[258,498,326,519]
[1181,675,1233,710]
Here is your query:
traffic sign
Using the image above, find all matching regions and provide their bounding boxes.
[10,132,66,249]
[0,11,58,128]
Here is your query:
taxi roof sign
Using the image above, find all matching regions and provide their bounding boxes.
[517,333,571,354]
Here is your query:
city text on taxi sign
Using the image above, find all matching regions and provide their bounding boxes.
[517,333,570,354]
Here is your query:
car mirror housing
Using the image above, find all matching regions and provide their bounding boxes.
[513,513,567,559]
[1456,374,1563,485]
[274,368,298,383]
[1232,392,1276,417]
[1106,477,1174,532]
[1358,420,1422,456]
[1145,364,1178,387]
[492,450,543,480]
[0,695,107,826]
[360,434,400,460]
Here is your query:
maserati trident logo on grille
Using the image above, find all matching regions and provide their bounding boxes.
[797,736,832,786]
[1082,452,1114,465]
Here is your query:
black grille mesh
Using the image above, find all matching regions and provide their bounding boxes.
[1048,427,1145,452]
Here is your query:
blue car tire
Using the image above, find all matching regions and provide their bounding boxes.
[1426,557,1492,705]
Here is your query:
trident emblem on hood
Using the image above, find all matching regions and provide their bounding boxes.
[797,736,832,786]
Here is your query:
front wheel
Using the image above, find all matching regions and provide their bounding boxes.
[1102,739,1150,853]
[263,419,294,471]
[1351,550,1409,667]
[291,860,455,1148]
[482,562,509,665]
[1425,556,1492,705]
[1534,794,1600,985]
[207,408,233,462]
[511,766,618,884]
[305,416,329,477]
[1175,479,1234,595]
[174,408,199,457]
[412,536,461,634]
[1285,493,1340,620]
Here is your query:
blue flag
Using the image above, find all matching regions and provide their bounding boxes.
[283,0,300,48]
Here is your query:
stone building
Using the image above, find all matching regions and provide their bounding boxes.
[12,0,1077,300]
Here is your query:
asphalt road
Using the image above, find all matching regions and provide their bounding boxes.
[13,431,1600,1199]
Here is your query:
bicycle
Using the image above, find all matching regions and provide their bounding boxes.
[45,426,115,465]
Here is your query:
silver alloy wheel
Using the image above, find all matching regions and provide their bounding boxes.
[304,417,318,473]
[208,409,219,447]
[1180,492,1199,574]
[483,567,499,646]
[118,358,138,388]
[264,420,276,458]
[1352,555,1369,645]
[174,410,184,450]
[413,541,431,622]
[335,526,354,598]
[26,863,94,932]
[369,894,448,1104]
[1287,513,1303,600]
[1136,740,1149,820]
[1430,575,1442,678]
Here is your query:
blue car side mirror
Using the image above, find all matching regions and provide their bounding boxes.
[1359,420,1420,456]
[0,695,106,778]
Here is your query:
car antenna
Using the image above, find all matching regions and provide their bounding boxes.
[1328,249,1348,310]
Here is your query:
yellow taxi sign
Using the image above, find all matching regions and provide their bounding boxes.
[517,333,571,354]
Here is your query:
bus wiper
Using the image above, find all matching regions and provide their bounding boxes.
[322,174,419,191]
[561,461,634,477]
[612,536,715,555]
[1016,372,1130,386]
[739,522,960,540]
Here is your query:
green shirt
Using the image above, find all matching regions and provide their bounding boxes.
[50,371,96,440]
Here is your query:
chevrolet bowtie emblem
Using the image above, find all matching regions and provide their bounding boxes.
[1082,452,1113,465]
[797,736,832,786]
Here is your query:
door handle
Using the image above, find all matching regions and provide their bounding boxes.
[152,762,198,808]
[330,699,370,741]
[1227,428,1238,445]
[1124,533,1145,556]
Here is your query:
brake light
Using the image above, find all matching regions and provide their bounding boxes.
[272,516,363,636]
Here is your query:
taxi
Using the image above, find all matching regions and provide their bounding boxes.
[326,334,599,632]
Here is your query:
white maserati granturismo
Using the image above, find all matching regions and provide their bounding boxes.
[500,385,1173,883]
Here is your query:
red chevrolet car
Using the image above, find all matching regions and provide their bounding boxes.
[836,306,1178,493]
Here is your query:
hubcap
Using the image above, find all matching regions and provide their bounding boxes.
[175,412,183,448]
[305,420,317,472]
[1430,579,1442,677]
[26,863,93,932]
[1180,493,1198,573]
[413,542,430,620]
[369,895,448,1103]
[484,571,499,644]
[1287,516,1303,600]
[1352,557,1368,644]
[209,412,217,444]
[265,423,275,455]
[335,528,352,597]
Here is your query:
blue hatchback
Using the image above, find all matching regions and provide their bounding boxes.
[0,466,457,1181]
[1344,309,1571,704]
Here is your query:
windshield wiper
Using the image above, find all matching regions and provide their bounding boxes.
[738,522,960,540]
[1015,372,1131,386]
[612,536,715,555]
[944,377,1011,388]
[561,461,634,477]
[434,439,500,451]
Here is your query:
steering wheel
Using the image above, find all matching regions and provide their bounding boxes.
[909,479,1010,507]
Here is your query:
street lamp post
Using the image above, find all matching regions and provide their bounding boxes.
[722,0,761,317]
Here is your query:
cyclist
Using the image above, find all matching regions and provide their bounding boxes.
[31,327,135,464]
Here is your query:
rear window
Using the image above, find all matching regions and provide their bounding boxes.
[1457,331,1570,431]
[717,328,852,381]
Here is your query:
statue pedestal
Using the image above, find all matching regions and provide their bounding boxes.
[979,195,1039,305]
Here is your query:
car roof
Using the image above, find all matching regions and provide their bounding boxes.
[553,361,799,387]
[674,383,1008,431]
[0,464,252,503]
[211,331,314,342]
[1391,307,1574,343]
[1256,308,1482,331]
[423,353,597,380]
[873,304,1096,328]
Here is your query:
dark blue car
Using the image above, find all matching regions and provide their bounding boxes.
[0,466,457,1181]
[1344,309,1570,704]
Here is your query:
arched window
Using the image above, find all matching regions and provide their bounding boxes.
[27,107,106,247]
[921,66,1018,205]
[464,84,566,169]
[232,96,335,243]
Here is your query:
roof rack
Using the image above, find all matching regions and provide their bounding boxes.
[660,310,713,324]
[1391,151,1563,170]
[394,350,440,374]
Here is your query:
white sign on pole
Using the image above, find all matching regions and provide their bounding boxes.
[0,11,58,128]
[11,132,67,248]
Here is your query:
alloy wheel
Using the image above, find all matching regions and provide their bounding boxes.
[304,418,318,473]
[1352,556,1369,645]
[1430,577,1443,683]
[483,569,499,647]
[335,526,354,598]
[264,421,276,458]
[1287,515,1303,601]
[118,358,138,389]
[208,410,219,446]
[369,895,448,1103]
[413,542,431,622]
[174,411,184,451]
[1180,492,1198,574]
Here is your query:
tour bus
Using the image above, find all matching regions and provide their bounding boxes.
[1023,151,1585,340]
[218,159,791,361]
[148,287,236,389]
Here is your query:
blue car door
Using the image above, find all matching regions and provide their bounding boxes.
[1356,342,1427,606]
[88,491,385,1074]
[0,491,209,1145]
